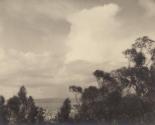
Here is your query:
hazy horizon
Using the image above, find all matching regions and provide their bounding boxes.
[0,0,155,99]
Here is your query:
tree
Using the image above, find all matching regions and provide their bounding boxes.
[17,86,28,124]
[93,70,104,88]
[6,86,45,125]
[27,96,38,124]
[0,96,8,125]
[57,98,71,122]
[18,86,27,104]
[78,86,100,121]
[69,85,82,105]
[93,70,117,92]
[81,86,99,104]
[118,95,145,122]
[7,96,21,124]
[122,37,155,96]
[123,36,155,67]
[67,36,155,123]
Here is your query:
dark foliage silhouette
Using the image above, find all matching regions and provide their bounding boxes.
[58,36,155,125]
[56,98,71,122]
[1,86,45,125]
[0,96,8,125]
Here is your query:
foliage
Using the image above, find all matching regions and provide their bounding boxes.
[0,96,8,125]
[0,86,45,125]
[57,98,71,122]
[67,36,155,124]
[69,85,83,106]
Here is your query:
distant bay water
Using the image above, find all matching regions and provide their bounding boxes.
[35,98,65,113]
[35,98,75,116]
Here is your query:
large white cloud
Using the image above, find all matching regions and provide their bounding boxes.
[66,4,128,64]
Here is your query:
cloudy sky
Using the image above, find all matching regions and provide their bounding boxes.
[0,0,155,99]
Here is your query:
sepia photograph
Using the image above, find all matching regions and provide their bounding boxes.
[0,0,155,125]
